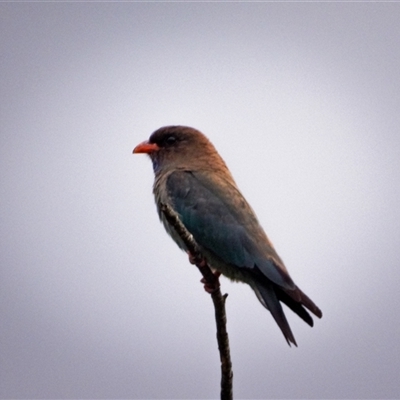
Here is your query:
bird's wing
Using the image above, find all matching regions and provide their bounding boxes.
[166,170,295,290]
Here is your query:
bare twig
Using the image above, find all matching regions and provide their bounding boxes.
[160,203,233,400]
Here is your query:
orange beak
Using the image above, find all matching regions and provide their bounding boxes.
[132,140,160,154]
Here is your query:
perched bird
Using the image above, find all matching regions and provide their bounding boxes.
[133,125,322,346]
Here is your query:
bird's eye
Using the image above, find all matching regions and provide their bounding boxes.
[165,136,177,145]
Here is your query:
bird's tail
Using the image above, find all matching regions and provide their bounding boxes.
[295,287,323,319]
[275,285,322,327]
[253,281,297,347]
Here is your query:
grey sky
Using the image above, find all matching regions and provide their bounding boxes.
[1,3,400,399]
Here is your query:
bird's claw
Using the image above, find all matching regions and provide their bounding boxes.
[187,251,220,293]
[200,271,221,294]
[187,251,206,267]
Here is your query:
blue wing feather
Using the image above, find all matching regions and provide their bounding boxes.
[166,170,295,290]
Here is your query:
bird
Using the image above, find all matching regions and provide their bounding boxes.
[133,125,322,346]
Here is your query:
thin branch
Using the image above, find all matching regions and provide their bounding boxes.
[160,203,233,400]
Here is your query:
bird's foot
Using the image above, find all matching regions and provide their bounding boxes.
[187,251,220,293]
[201,271,221,294]
[187,251,206,267]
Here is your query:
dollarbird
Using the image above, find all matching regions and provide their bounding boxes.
[133,125,322,346]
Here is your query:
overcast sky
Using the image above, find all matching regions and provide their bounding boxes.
[1,2,400,399]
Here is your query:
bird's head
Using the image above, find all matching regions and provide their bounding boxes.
[133,125,229,175]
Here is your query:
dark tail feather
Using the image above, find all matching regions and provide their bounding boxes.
[276,288,314,326]
[282,286,323,319]
[297,287,323,318]
[253,281,297,347]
